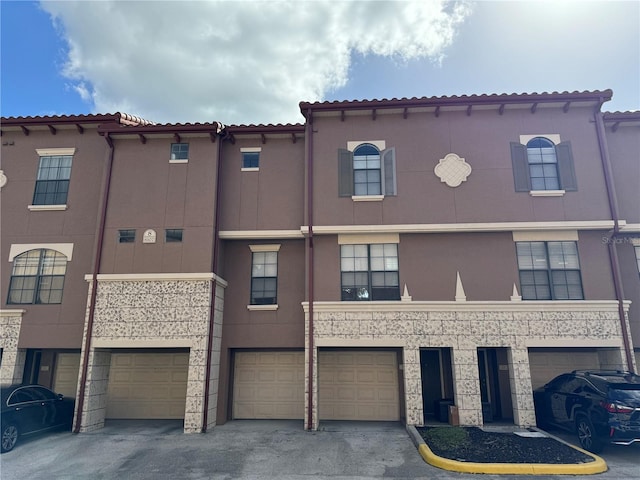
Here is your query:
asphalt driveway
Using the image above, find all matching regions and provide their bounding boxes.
[1,420,639,479]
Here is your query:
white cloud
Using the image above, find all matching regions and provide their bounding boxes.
[41,0,472,124]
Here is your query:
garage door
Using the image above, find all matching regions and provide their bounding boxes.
[233,351,304,419]
[528,348,600,389]
[53,352,81,399]
[319,350,399,421]
[106,352,189,419]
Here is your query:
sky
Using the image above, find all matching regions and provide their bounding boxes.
[1,0,639,126]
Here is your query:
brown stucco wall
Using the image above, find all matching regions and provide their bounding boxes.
[216,238,306,423]
[100,136,217,274]
[310,107,612,227]
[606,124,640,224]
[1,127,108,348]
[218,137,305,232]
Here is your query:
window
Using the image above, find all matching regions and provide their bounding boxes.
[510,137,577,192]
[33,154,72,205]
[250,250,277,305]
[170,143,189,161]
[242,152,260,169]
[341,244,400,301]
[635,246,640,276]
[338,143,396,197]
[516,241,583,300]
[7,249,67,304]
[118,230,135,243]
[165,229,183,243]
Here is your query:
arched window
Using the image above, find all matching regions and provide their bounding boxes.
[8,249,67,304]
[353,143,382,196]
[526,137,559,190]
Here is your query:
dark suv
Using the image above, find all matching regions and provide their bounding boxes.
[533,370,640,452]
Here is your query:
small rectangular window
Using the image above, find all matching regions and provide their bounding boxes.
[170,143,189,161]
[340,243,400,301]
[118,230,135,243]
[242,152,260,169]
[165,229,183,243]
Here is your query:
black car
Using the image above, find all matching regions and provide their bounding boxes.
[533,370,640,452]
[1,384,75,453]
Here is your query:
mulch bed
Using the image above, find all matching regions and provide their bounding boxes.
[416,426,594,464]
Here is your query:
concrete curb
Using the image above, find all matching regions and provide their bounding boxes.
[406,425,608,475]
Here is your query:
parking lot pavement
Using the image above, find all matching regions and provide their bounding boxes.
[2,420,639,480]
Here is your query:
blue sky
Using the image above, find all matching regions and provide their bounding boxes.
[1,1,639,125]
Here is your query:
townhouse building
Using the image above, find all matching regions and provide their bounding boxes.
[1,89,638,435]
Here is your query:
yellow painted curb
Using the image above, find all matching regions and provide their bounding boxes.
[418,439,608,475]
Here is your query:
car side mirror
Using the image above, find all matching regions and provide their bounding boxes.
[57,393,64,400]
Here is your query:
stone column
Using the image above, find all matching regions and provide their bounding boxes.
[507,347,536,427]
[78,348,112,432]
[451,347,482,426]
[203,282,225,432]
[0,311,25,385]
[403,346,423,425]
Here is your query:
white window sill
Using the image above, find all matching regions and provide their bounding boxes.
[241,167,259,172]
[28,204,68,211]
[169,159,189,164]
[530,190,565,197]
[247,304,278,311]
[352,195,384,202]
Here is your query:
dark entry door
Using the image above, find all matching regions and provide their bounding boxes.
[420,349,442,422]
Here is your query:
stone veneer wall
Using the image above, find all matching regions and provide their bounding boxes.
[303,302,631,430]
[206,282,225,431]
[77,275,225,434]
[0,310,26,385]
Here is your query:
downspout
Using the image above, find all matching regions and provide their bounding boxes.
[202,125,223,431]
[306,110,315,430]
[594,109,635,373]
[74,133,115,433]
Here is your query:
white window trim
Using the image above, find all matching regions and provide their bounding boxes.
[249,244,281,252]
[512,230,578,242]
[36,148,76,156]
[241,147,262,153]
[28,204,68,211]
[169,159,189,164]
[247,304,278,311]
[352,195,384,202]
[529,190,566,197]
[9,243,74,261]
[241,167,260,172]
[347,140,386,152]
[519,134,561,145]
[338,233,399,245]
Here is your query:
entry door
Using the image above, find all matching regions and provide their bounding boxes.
[420,350,442,420]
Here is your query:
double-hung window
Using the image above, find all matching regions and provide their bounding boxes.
[338,142,396,198]
[341,244,400,301]
[510,136,577,193]
[8,249,67,304]
[250,246,278,305]
[241,147,261,170]
[516,241,584,300]
[33,153,73,205]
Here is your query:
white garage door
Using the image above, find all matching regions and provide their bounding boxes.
[528,349,600,389]
[233,351,304,419]
[53,353,80,399]
[106,352,189,419]
[319,350,399,421]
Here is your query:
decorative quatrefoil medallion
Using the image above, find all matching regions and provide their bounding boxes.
[434,153,472,187]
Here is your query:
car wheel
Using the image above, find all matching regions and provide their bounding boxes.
[1,424,19,453]
[576,415,603,453]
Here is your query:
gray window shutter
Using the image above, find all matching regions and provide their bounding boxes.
[338,148,354,197]
[510,142,531,192]
[556,141,577,191]
[381,148,397,196]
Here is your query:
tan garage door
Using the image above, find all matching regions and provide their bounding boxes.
[53,353,80,399]
[106,352,189,419]
[319,350,399,421]
[528,348,600,389]
[233,351,304,419]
